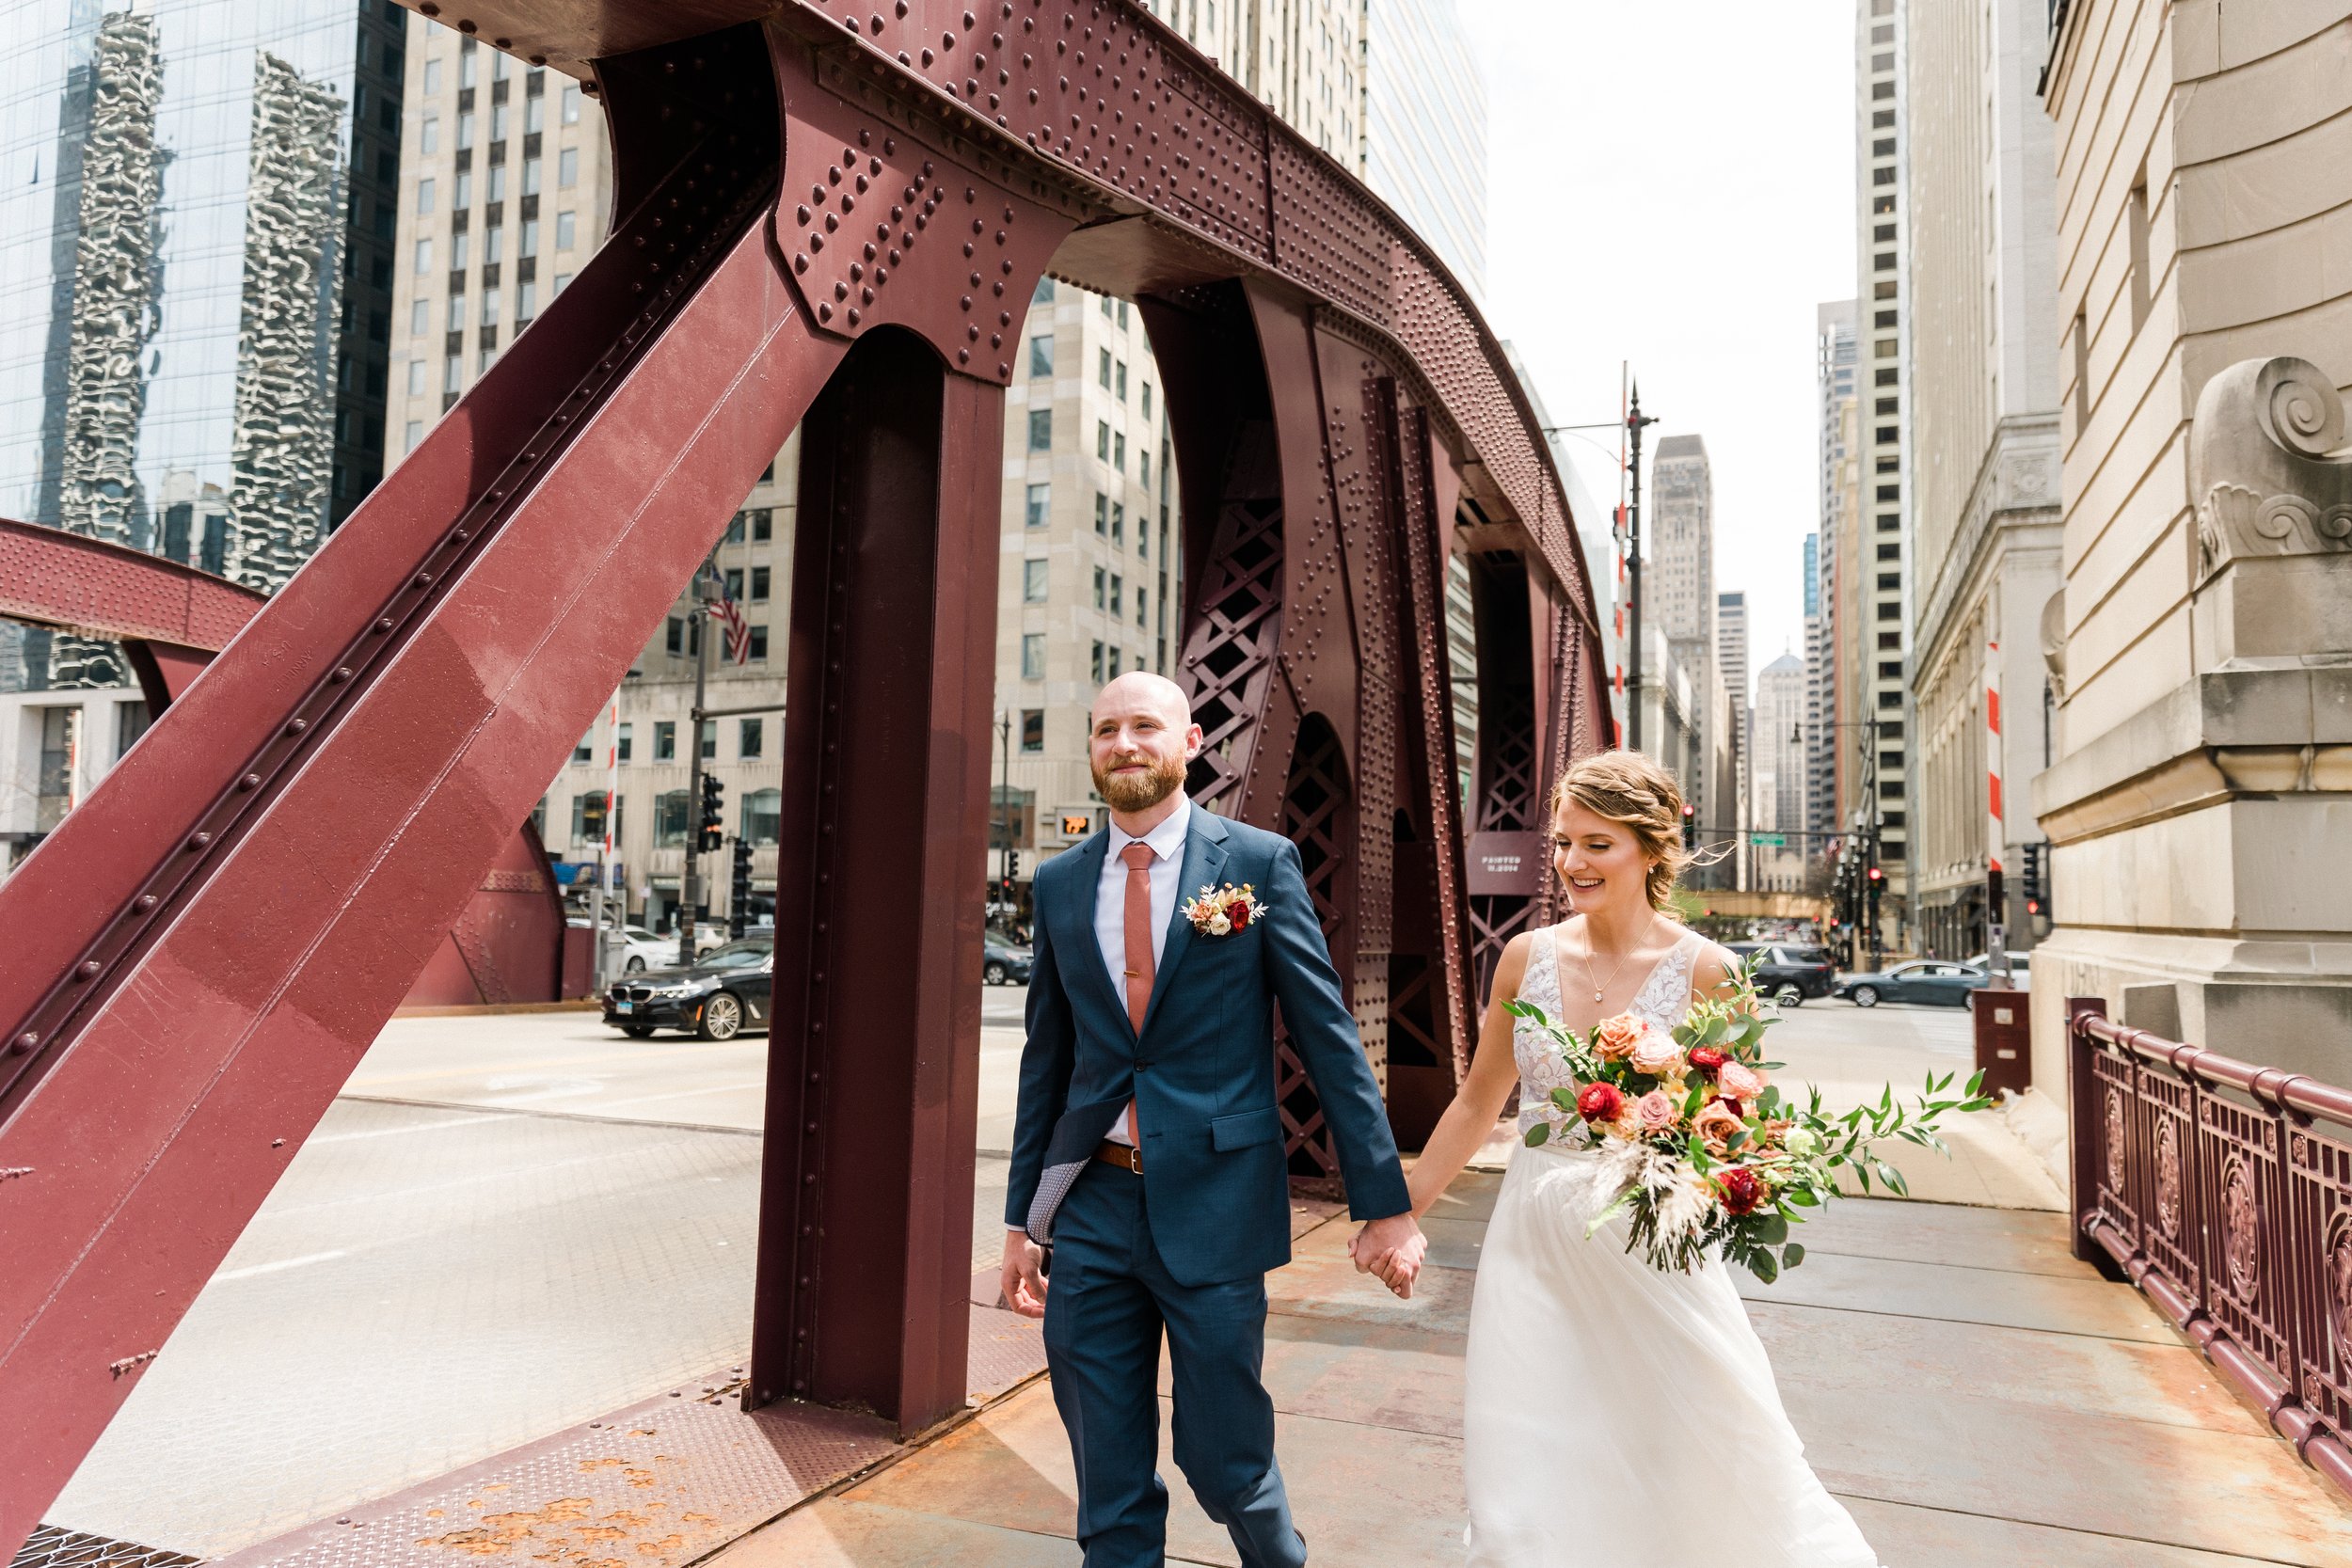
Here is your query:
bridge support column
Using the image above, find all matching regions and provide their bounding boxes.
[749,331,1000,1433]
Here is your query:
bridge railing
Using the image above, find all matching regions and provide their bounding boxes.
[2068,997,2352,1499]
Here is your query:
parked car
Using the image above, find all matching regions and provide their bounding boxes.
[983,939,1034,986]
[1835,960,1992,1008]
[570,917,727,969]
[1723,942,1838,1006]
[602,937,775,1039]
[1966,951,2031,990]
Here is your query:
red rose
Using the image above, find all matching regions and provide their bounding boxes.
[1687,1046,1728,1077]
[1576,1082,1625,1123]
[1226,900,1251,929]
[1717,1166,1766,1216]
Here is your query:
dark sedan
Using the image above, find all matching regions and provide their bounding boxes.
[604,937,774,1039]
[983,939,1033,986]
[1836,959,1991,1008]
[1724,942,1838,1005]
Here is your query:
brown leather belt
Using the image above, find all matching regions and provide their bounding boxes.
[1092,1140,1142,1174]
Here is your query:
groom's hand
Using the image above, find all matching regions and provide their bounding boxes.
[1351,1212,1426,1299]
[1001,1230,1049,1319]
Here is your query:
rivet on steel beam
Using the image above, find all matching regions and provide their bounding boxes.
[492,38,509,49]
[456,19,475,35]
[76,960,100,979]
[10,1033,34,1054]
[286,718,308,735]
[238,773,262,791]
[187,832,211,850]
[136,894,157,910]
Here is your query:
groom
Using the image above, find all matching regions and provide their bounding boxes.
[1000,672,1427,1568]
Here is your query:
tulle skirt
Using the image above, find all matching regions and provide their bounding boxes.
[1461,1141,1882,1567]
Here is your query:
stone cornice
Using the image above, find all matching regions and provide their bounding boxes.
[2190,357,2352,583]
[2030,665,2352,842]
[1915,412,2063,671]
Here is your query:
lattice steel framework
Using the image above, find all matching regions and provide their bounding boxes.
[0,8,1608,1553]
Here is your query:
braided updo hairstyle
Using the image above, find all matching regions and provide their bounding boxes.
[1548,750,1696,911]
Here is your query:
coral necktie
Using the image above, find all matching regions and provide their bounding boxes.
[1120,841,1155,1146]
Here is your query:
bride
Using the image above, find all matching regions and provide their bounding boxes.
[1364,749,1882,1566]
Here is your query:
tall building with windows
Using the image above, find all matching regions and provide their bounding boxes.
[1853,0,1912,952]
[1817,301,1863,895]
[1359,0,1486,295]
[1646,434,1722,836]
[386,17,792,936]
[1715,590,1749,887]
[1753,652,1809,891]
[0,0,409,696]
[1904,0,2060,960]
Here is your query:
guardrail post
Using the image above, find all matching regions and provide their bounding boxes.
[2066,995,2108,1265]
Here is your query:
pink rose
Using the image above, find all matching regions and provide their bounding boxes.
[1718,1062,1768,1101]
[1693,1097,1746,1153]
[1592,1013,1647,1062]
[1634,1089,1677,1133]
[1629,1031,1683,1077]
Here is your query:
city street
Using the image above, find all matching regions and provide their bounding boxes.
[45,983,2058,1558]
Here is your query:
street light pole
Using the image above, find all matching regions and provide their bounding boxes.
[1625,386,1658,752]
[995,710,1012,918]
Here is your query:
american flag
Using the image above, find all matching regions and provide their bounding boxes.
[705,562,751,665]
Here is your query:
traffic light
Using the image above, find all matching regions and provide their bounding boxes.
[698,774,725,852]
[1679,801,1695,843]
[2023,841,2047,918]
[728,836,754,939]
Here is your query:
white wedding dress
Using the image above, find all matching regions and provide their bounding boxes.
[1461,925,1882,1567]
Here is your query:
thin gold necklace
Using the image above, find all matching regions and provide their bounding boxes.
[1577,918,1656,1005]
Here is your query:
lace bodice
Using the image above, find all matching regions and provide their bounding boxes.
[1512,925,1700,1140]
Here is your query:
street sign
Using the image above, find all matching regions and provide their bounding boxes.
[1059,812,1094,837]
[1752,832,1787,848]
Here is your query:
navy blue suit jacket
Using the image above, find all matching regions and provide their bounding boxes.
[1004,803,1412,1286]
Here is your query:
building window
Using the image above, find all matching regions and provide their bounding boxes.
[1033,277,1056,303]
[1109,574,1123,615]
[1110,501,1124,545]
[405,420,422,451]
[1027,408,1052,451]
[1091,640,1105,684]
[562,84,580,123]
[747,626,771,662]
[456,110,475,150]
[1023,559,1050,602]
[1020,709,1044,753]
[1115,359,1127,400]
[655,789,690,847]
[1094,493,1108,534]
[1113,433,1125,471]
[1029,334,1053,376]
[416,176,436,214]
[558,148,580,189]
[1136,585,1147,626]
[1139,451,1151,493]
[1094,566,1106,610]
[410,297,429,336]
[1141,383,1152,420]
[1025,482,1050,528]
[413,237,432,274]
[739,718,763,757]
[423,57,440,94]
[655,721,676,760]
[574,791,620,846]
[1098,347,1111,388]
[616,722,633,762]
[750,566,771,601]
[1022,633,1046,680]
[1108,647,1122,677]
[1096,420,1110,461]
[741,786,782,846]
[421,113,438,152]
[556,211,576,249]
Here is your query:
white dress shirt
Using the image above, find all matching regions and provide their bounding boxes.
[1094,794,1190,1146]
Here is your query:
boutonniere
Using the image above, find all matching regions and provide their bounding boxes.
[1183,883,1266,937]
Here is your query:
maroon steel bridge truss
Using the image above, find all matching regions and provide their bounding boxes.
[0,4,1609,1550]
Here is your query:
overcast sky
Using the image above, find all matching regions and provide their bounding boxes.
[1457,1,1856,695]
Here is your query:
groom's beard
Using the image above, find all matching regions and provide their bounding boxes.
[1093,751,1187,813]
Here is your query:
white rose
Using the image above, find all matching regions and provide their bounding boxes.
[1207,911,1232,935]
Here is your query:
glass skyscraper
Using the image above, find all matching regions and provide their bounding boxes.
[0,0,405,689]
[1360,0,1487,297]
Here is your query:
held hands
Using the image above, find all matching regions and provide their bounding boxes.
[1349,1212,1427,1299]
[1001,1229,1049,1319]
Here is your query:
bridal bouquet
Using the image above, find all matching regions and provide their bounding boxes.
[1506,961,1994,1283]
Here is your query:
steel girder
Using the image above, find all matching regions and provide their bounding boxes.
[0,5,1609,1551]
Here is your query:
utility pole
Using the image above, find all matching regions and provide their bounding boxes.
[677,580,715,967]
[1625,385,1659,752]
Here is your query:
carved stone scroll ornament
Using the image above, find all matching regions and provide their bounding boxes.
[2190,356,2352,582]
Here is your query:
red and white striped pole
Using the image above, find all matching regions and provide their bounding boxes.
[1985,641,2010,977]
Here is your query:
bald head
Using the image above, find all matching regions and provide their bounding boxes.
[1090,671,1192,731]
[1089,672,1201,820]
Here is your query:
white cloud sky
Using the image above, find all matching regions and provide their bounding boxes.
[1458,0,1856,698]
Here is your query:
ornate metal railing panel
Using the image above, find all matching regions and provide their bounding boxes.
[2069,998,2352,1501]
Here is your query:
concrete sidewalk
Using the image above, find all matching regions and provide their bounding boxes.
[711,1179,2352,1567]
